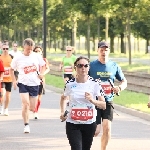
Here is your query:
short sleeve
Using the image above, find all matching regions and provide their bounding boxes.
[37,54,45,66]
[94,79,105,96]
[10,57,17,70]
[63,83,71,96]
[0,60,4,72]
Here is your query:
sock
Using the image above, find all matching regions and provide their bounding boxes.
[24,123,29,126]
[34,100,41,112]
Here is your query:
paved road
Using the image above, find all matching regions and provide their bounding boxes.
[0,87,150,150]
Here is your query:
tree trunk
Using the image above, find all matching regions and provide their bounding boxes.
[126,11,132,65]
[87,15,90,59]
[146,39,149,54]
[110,36,114,53]
[97,17,100,41]
[71,16,77,54]
[105,15,109,41]
[120,33,125,53]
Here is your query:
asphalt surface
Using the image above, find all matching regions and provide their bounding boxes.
[0,86,150,150]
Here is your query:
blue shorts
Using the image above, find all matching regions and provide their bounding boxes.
[17,83,39,97]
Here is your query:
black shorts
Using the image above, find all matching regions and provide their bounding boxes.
[1,82,12,92]
[17,83,39,97]
[63,74,73,80]
[38,83,43,95]
[96,102,113,124]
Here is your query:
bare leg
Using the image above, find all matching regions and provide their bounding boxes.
[4,91,11,109]
[29,96,38,112]
[101,119,111,150]
[20,93,30,124]
[0,88,5,105]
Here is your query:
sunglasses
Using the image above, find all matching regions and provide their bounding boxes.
[3,48,9,50]
[34,51,41,53]
[76,64,89,68]
[67,50,72,51]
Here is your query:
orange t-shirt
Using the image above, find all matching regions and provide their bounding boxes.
[0,54,13,82]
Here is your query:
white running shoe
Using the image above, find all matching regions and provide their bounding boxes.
[34,112,39,119]
[0,106,4,115]
[24,125,30,133]
[4,108,9,116]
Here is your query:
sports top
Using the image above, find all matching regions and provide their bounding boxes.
[11,52,45,86]
[62,55,76,74]
[64,76,105,124]
[0,54,13,82]
[89,59,125,102]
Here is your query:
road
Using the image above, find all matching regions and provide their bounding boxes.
[0,87,150,150]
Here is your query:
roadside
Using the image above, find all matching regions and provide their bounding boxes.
[45,84,150,122]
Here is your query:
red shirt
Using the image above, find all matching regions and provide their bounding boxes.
[0,59,4,72]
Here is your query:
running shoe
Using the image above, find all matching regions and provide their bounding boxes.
[24,125,30,133]
[4,108,9,116]
[34,112,39,119]
[0,106,4,114]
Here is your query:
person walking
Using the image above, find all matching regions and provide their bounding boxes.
[89,41,127,150]
[0,57,5,104]
[0,43,13,116]
[60,56,106,150]
[10,38,45,133]
[59,46,76,83]
[33,46,50,119]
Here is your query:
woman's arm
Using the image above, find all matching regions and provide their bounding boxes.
[85,92,106,110]
[60,94,69,121]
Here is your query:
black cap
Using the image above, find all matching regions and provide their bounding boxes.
[98,41,109,48]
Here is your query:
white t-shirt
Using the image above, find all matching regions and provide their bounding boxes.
[11,52,45,86]
[9,50,22,58]
[64,76,105,124]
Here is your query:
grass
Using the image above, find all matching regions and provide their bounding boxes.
[45,74,150,114]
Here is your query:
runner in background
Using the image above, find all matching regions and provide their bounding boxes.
[9,42,21,80]
[10,38,45,133]
[0,58,5,105]
[59,46,76,83]
[0,42,13,116]
[33,46,50,119]
[89,41,127,150]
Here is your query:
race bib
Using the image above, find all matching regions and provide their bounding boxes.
[24,65,37,74]
[64,66,73,73]
[101,82,112,95]
[4,67,10,77]
[71,104,93,122]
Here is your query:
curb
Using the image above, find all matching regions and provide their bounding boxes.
[45,85,150,121]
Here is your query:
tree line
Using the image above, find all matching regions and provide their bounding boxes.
[0,0,150,63]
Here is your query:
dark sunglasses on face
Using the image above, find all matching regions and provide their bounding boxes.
[3,48,9,50]
[67,50,72,51]
[76,64,89,68]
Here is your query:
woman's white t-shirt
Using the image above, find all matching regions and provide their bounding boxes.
[64,76,105,124]
[11,52,45,86]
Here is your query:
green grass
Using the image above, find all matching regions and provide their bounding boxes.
[45,74,64,89]
[114,90,150,114]
[45,74,150,114]
[118,62,150,73]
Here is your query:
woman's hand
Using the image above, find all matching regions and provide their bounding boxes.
[60,112,68,122]
[85,92,93,102]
